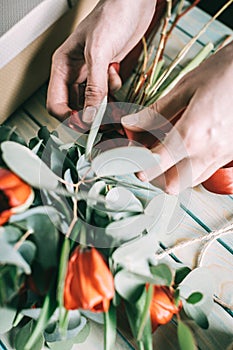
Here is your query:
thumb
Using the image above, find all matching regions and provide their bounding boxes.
[83,57,109,124]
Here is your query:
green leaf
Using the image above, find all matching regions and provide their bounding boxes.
[104,303,117,350]
[26,214,59,268]
[106,187,143,213]
[15,320,44,350]
[186,292,203,304]
[85,96,107,159]
[106,214,154,244]
[0,226,22,244]
[0,240,31,274]
[18,240,36,265]
[125,287,153,350]
[149,263,173,286]
[46,319,90,350]
[1,141,59,189]
[114,269,144,303]
[174,266,191,285]
[177,320,196,350]
[112,232,160,269]
[0,308,16,333]
[91,146,159,177]
[0,125,26,145]
[76,154,95,180]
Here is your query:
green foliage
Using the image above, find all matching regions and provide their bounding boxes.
[177,320,196,350]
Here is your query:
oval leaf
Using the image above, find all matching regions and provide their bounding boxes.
[1,141,58,189]
[177,320,196,350]
[91,146,159,177]
[186,292,203,304]
[106,214,154,244]
[114,270,145,302]
[150,263,173,286]
[106,187,143,213]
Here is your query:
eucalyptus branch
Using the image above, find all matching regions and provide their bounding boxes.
[14,229,33,250]
[155,223,233,260]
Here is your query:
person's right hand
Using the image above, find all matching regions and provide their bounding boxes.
[47,0,156,124]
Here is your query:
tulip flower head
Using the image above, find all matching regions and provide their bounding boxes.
[0,168,33,225]
[150,285,181,332]
[64,246,115,312]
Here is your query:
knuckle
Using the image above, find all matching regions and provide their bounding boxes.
[85,84,106,100]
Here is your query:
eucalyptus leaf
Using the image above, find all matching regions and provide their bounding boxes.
[25,214,59,269]
[149,263,173,286]
[0,125,26,145]
[15,320,44,350]
[0,240,31,274]
[91,146,159,177]
[80,310,104,324]
[112,233,160,269]
[177,320,196,350]
[144,193,179,235]
[18,240,36,265]
[46,320,90,350]
[85,96,107,159]
[44,313,86,342]
[114,269,145,303]
[174,266,191,285]
[106,214,154,244]
[76,154,95,180]
[0,226,22,244]
[1,141,59,189]
[0,308,16,333]
[10,206,60,224]
[106,187,143,213]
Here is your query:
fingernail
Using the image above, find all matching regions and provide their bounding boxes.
[83,106,97,123]
[122,114,139,126]
[136,171,147,182]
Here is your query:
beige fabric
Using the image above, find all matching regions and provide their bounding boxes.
[0,0,69,69]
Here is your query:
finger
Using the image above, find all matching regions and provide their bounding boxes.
[83,53,109,123]
[108,63,122,92]
[149,156,213,195]
[47,68,72,120]
[121,107,166,132]
[193,158,232,188]
[154,78,194,119]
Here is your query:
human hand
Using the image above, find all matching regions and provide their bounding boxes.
[122,42,233,194]
[47,0,156,123]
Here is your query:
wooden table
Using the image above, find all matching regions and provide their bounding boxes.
[3,2,233,350]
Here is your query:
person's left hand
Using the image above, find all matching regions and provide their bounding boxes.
[121,42,233,194]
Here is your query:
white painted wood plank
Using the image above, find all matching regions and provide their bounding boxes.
[173,3,233,46]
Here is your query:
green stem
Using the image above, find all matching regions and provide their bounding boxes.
[137,284,153,341]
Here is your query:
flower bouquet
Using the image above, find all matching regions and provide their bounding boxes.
[0,1,232,350]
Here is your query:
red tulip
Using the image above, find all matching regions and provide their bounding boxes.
[64,246,114,312]
[150,285,181,332]
[0,168,33,225]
